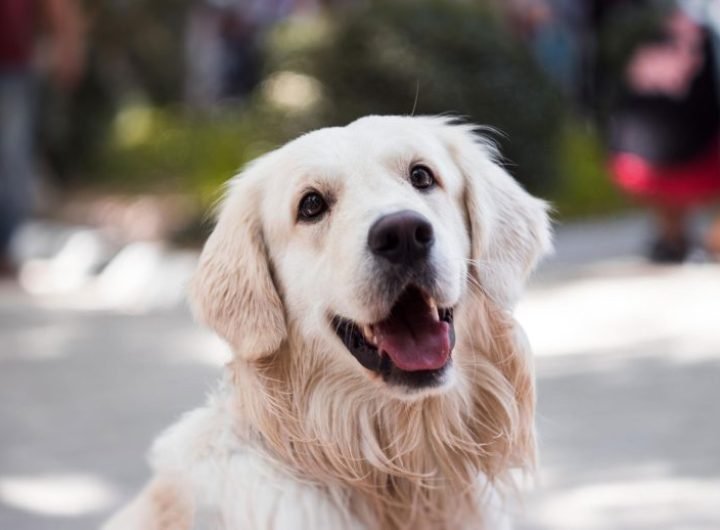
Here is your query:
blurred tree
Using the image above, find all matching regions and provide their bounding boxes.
[41,0,192,179]
[87,0,191,103]
[266,0,566,192]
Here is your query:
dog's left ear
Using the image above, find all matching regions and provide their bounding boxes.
[441,121,552,309]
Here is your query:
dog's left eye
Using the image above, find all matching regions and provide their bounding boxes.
[298,191,328,221]
[409,165,436,190]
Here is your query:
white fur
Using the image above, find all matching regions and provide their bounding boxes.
[104,116,551,530]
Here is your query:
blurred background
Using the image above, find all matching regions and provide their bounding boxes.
[0,0,718,529]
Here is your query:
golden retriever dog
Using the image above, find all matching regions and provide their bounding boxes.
[104,116,551,530]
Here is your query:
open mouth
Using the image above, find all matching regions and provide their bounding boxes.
[332,286,455,389]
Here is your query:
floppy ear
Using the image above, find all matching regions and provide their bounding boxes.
[189,172,286,360]
[441,121,552,310]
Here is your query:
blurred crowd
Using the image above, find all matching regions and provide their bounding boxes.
[2,0,720,275]
[0,0,84,274]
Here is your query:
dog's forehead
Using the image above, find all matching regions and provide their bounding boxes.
[289,119,445,163]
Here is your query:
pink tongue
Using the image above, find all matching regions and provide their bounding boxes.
[374,289,450,372]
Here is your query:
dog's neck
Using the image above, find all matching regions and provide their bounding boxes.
[227,294,534,530]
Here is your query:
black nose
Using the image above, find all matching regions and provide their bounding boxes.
[368,210,434,265]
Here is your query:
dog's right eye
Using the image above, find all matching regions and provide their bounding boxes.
[298,191,328,222]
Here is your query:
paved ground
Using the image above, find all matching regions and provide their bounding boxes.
[1,214,718,529]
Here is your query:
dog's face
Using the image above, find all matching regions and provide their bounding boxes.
[191,116,550,399]
[261,118,471,393]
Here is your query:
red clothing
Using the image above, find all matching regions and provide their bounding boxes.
[611,139,720,207]
[0,0,36,68]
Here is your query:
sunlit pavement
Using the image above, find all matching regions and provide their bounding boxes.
[514,261,720,530]
[1,214,719,530]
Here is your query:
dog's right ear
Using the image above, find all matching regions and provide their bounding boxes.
[437,120,552,309]
[189,171,286,360]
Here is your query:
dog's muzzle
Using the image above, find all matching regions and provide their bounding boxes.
[331,210,456,390]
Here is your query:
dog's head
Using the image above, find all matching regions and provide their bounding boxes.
[190,116,551,399]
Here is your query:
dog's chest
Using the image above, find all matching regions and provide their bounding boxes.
[151,399,508,530]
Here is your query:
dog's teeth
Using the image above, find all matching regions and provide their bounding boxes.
[362,325,377,345]
[428,298,440,321]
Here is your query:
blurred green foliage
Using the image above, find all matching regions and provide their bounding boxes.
[44,0,192,177]
[89,105,290,204]
[87,0,191,103]
[552,120,627,218]
[58,0,629,219]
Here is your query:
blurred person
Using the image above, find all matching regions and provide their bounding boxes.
[607,4,720,262]
[0,0,84,275]
[503,0,586,98]
[186,0,305,108]
[504,1,720,266]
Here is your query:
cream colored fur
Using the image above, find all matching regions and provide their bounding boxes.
[103,116,552,530]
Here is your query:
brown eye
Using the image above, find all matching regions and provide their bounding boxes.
[298,191,328,221]
[409,164,436,190]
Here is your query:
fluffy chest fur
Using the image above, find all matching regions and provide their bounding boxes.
[141,296,529,530]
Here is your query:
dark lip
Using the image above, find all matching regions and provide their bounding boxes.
[331,287,455,390]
